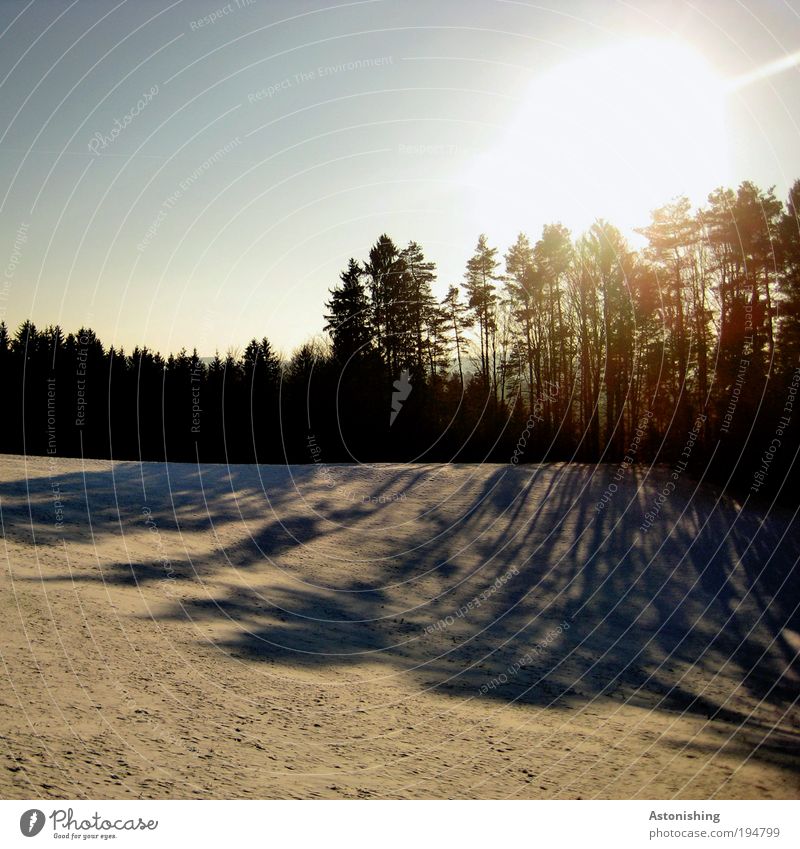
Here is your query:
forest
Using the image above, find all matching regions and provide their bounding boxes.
[3,178,800,502]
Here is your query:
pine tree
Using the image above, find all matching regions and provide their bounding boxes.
[324,258,372,363]
[364,234,409,372]
[400,241,437,378]
[463,235,500,395]
[442,285,471,390]
[505,233,537,410]
[778,179,800,370]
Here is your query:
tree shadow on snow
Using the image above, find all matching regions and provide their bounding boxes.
[3,458,799,770]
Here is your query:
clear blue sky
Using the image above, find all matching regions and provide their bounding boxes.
[1,0,799,357]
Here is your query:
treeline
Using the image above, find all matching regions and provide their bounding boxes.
[2,178,800,499]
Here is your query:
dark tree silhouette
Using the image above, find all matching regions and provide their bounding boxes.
[1,178,799,501]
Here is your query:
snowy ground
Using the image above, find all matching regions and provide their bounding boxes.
[0,454,798,799]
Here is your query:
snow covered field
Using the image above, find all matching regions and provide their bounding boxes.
[1,454,798,799]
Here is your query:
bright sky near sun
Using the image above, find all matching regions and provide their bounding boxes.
[1,0,799,357]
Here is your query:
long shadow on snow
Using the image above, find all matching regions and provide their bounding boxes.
[3,459,799,766]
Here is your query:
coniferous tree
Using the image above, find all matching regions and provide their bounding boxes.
[463,234,500,396]
[0,179,798,494]
[504,233,537,411]
[442,285,471,391]
[324,259,373,363]
[400,240,437,379]
[778,180,800,371]
[364,234,409,373]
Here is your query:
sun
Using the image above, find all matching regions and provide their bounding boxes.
[465,39,729,243]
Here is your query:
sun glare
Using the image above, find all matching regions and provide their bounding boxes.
[466,40,729,242]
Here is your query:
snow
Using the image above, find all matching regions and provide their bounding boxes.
[1,454,797,798]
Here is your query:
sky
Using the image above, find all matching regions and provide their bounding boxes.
[1,0,799,358]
